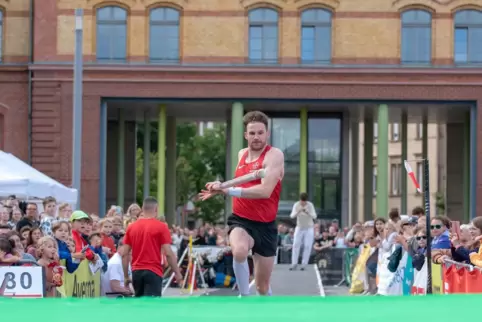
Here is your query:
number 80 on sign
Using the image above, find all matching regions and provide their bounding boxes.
[0,266,44,298]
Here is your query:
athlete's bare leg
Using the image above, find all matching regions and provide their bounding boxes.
[229,227,254,296]
[253,253,275,295]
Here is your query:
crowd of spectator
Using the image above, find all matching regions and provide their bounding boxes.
[2,193,482,297]
[0,195,239,297]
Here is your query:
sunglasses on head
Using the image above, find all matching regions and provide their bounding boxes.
[416,236,427,241]
[431,224,442,230]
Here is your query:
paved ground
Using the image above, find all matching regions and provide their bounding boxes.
[164,264,349,297]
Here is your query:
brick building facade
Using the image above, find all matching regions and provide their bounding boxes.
[0,0,480,222]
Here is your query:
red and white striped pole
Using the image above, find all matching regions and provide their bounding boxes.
[404,160,421,193]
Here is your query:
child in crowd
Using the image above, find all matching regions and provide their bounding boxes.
[40,197,57,236]
[70,211,95,262]
[26,228,43,259]
[88,232,108,272]
[0,237,21,266]
[99,218,116,258]
[19,226,31,248]
[110,216,124,247]
[52,221,81,273]
[37,236,63,297]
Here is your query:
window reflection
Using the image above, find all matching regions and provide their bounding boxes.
[96,6,127,62]
[308,118,341,221]
[270,118,300,203]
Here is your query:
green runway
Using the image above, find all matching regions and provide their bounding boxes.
[2,295,478,321]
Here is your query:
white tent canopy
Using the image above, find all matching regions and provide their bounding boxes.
[0,151,78,204]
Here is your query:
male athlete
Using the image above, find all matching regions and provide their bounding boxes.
[199,111,284,296]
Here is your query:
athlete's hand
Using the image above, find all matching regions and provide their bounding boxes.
[198,189,223,201]
[205,181,222,191]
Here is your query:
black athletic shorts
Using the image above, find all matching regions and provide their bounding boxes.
[227,213,278,257]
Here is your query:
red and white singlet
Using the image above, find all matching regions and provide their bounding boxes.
[232,145,282,223]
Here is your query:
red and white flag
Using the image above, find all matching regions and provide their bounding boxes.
[404,160,421,193]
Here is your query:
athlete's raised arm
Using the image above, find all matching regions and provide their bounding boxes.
[234,148,284,199]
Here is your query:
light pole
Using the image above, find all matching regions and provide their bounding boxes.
[72,8,83,210]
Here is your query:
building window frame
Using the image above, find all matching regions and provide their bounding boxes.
[454,9,482,64]
[373,165,377,196]
[96,6,128,62]
[300,8,332,64]
[390,163,402,196]
[248,8,279,64]
[400,9,432,65]
[149,7,180,63]
[391,123,400,142]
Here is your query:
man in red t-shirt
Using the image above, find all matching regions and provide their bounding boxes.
[122,197,182,297]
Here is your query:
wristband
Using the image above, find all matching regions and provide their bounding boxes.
[228,187,243,197]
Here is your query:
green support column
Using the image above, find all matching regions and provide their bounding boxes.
[299,108,308,194]
[463,112,470,222]
[117,109,125,208]
[363,118,374,221]
[376,104,389,218]
[401,111,408,215]
[230,102,244,175]
[165,116,177,225]
[157,105,167,217]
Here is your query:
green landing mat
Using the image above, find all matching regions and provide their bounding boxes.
[1,295,479,321]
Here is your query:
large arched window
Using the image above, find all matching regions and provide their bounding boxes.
[300,8,332,63]
[96,6,127,62]
[401,9,432,64]
[454,10,482,64]
[149,7,180,63]
[248,8,278,63]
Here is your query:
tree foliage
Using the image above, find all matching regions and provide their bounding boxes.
[136,122,226,224]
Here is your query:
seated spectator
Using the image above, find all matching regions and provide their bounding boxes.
[101,239,133,297]
[37,236,63,297]
[431,216,452,264]
[0,237,21,265]
[52,221,81,273]
[7,231,36,262]
[26,228,43,259]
